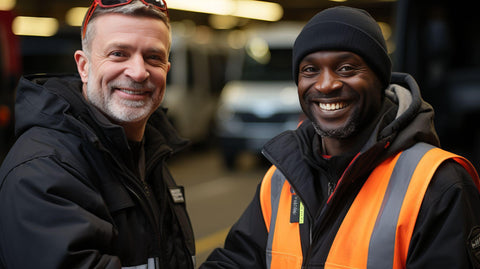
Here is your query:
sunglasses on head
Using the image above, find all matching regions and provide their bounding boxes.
[82,0,168,39]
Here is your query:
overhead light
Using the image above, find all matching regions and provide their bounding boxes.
[378,21,392,40]
[168,0,283,22]
[246,37,271,64]
[65,1,283,26]
[12,16,59,37]
[233,1,283,21]
[0,0,16,11]
[209,15,239,30]
[65,0,282,30]
[66,7,89,27]
[194,25,213,44]
[168,0,233,15]
[227,30,247,49]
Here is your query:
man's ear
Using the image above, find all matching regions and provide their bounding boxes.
[74,50,89,83]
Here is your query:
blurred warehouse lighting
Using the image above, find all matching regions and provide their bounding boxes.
[209,15,239,29]
[66,0,282,27]
[12,16,59,36]
[168,0,283,21]
[378,21,392,40]
[168,0,233,15]
[227,30,247,49]
[230,0,283,21]
[0,0,16,10]
[66,7,89,27]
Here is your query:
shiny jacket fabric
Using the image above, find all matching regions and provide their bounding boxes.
[0,74,195,268]
[200,73,480,268]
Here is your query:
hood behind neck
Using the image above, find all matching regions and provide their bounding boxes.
[15,74,125,147]
[374,72,440,154]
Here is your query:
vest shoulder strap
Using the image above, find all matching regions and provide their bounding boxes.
[259,165,278,232]
[260,166,303,269]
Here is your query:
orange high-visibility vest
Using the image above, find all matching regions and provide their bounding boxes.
[260,143,480,269]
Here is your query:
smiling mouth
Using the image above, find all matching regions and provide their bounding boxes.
[117,88,149,95]
[318,102,348,111]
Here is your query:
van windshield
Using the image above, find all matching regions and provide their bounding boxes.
[241,48,293,81]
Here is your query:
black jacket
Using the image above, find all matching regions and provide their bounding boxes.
[0,74,195,268]
[201,73,480,268]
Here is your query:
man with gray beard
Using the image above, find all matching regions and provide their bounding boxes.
[0,1,195,268]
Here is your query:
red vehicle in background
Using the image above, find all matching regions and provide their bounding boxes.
[0,10,21,162]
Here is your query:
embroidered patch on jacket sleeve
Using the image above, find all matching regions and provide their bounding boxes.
[169,187,185,204]
[468,226,480,267]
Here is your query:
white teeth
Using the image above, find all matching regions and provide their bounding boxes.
[120,89,143,95]
[319,102,347,111]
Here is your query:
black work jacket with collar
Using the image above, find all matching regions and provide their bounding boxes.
[0,74,195,269]
[200,72,480,268]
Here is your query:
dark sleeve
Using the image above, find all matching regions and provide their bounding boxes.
[0,157,121,269]
[200,184,268,269]
[407,160,480,269]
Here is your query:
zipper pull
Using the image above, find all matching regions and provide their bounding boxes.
[327,181,336,196]
[141,181,150,196]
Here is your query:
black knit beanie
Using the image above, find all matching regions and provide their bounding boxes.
[292,6,391,88]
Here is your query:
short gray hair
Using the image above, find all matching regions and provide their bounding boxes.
[81,0,171,56]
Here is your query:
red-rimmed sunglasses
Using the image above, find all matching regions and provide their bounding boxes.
[82,0,168,39]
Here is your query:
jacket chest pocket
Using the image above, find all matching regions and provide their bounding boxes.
[102,179,136,214]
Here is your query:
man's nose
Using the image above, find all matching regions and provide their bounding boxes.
[125,55,149,82]
[314,70,342,94]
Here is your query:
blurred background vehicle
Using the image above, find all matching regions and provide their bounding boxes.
[215,23,304,169]
[163,22,228,145]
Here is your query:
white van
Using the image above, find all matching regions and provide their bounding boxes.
[163,22,227,144]
[215,23,304,169]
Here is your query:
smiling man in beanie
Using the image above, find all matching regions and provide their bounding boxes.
[200,6,480,269]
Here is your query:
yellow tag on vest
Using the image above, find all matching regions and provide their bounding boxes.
[290,194,304,224]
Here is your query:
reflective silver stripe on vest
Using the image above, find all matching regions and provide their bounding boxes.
[367,142,434,269]
[266,169,287,269]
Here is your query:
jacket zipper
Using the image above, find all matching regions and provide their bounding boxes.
[102,147,166,268]
[125,178,165,265]
[300,153,361,267]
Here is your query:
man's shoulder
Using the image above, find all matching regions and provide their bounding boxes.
[1,127,94,177]
[431,159,479,192]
